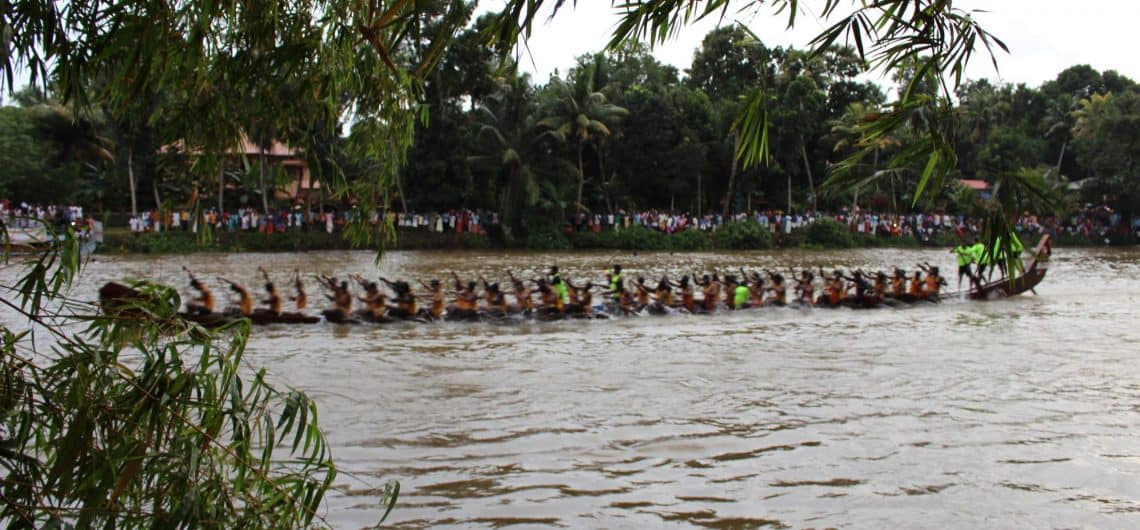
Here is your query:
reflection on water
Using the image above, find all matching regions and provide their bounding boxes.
[5,246,1140,529]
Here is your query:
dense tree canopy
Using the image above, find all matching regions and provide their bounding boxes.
[5,17,1139,228]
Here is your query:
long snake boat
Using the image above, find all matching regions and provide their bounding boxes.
[100,236,1051,328]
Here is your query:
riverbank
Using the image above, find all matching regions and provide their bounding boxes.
[96,219,1116,255]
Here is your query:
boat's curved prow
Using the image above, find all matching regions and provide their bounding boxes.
[965,234,1052,300]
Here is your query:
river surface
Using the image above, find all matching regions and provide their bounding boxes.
[6,246,1140,529]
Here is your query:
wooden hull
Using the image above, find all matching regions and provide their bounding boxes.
[181,310,320,327]
[948,234,1051,301]
[964,267,1046,300]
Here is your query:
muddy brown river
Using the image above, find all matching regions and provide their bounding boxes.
[5,246,1140,529]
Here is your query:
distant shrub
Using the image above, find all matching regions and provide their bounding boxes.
[526,226,572,251]
[569,230,611,249]
[852,232,921,248]
[101,231,215,254]
[391,231,491,250]
[803,218,854,249]
[712,220,773,250]
[931,230,963,247]
[613,225,669,250]
[669,228,710,251]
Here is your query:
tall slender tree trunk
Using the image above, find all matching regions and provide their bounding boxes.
[296,167,305,223]
[696,172,702,216]
[259,149,270,213]
[217,163,225,215]
[596,146,612,215]
[1055,137,1068,175]
[800,136,817,211]
[152,178,163,230]
[501,167,517,240]
[722,132,740,218]
[127,147,138,217]
[857,147,880,211]
[890,173,898,213]
[394,171,409,214]
[389,137,408,215]
[575,142,586,213]
[306,162,316,230]
[787,173,793,213]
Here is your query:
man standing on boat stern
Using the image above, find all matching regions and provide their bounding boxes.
[952,238,977,289]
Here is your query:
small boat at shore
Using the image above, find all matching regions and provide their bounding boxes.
[5,221,99,256]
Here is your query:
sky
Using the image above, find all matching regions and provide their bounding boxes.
[480,0,1140,90]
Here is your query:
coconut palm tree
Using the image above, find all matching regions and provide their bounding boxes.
[469,73,540,239]
[830,102,901,209]
[1042,95,1077,175]
[536,65,628,213]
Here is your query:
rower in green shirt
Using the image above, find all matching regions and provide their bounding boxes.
[991,233,1025,278]
[725,275,750,309]
[952,239,976,289]
[549,266,569,305]
[970,239,988,282]
[607,265,623,301]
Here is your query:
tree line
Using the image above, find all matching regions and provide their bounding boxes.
[3,21,1139,241]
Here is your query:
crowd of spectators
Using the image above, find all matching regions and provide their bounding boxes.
[555,207,1135,242]
[556,209,974,241]
[1031,208,1137,240]
[2,200,90,228]
[125,207,497,235]
[115,204,1140,243]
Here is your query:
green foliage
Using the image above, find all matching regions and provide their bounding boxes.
[392,231,492,250]
[854,232,920,248]
[570,226,719,251]
[803,218,855,248]
[567,230,606,249]
[1,237,400,528]
[711,221,773,250]
[686,26,773,102]
[932,230,964,247]
[611,225,669,250]
[0,107,47,199]
[670,228,711,250]
[535,61,630,211]
[570,226,700,251]
[1072,90,1140,217]
[101,231,218,253]
[0,104,111,203]
[525,226,572,251]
